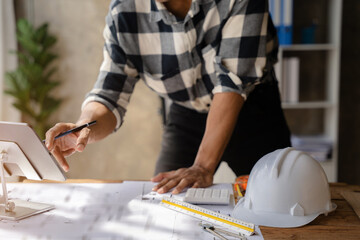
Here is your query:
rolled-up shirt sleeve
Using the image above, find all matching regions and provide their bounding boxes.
[212,0,269,100]
[82,7,139,131]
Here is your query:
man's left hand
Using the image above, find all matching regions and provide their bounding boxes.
[151,165,213,194]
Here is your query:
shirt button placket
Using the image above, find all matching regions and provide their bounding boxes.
[184,21,196,80]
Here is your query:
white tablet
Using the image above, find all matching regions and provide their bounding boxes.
[0,121,66,181]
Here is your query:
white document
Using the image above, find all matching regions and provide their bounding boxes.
[0,182,264,239]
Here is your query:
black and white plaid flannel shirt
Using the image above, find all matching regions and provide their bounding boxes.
[83,0,279,129]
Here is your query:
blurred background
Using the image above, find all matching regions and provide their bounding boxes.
[0,0,359,184]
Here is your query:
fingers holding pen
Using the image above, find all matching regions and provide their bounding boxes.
[76,127,91,152]
[45,123,76,150]
[44,121,96,173]
[45,122,79,172]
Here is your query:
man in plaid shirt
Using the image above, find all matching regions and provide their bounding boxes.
[46,0,291,194]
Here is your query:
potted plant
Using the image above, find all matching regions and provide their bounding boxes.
[4,18,62,138]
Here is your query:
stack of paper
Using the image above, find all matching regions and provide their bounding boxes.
[291,135,333,162]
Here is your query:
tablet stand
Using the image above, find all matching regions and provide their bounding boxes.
[0,141,54,220]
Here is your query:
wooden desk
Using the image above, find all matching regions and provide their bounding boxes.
[261,183,360,240]
[23,180,360,239]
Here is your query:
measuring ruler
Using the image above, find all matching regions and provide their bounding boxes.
[160,197,255,236]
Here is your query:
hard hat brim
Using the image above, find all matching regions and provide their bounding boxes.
[232,202,337,228]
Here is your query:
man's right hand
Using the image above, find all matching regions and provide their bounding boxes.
[45,102,117,172]
[45,122,91,172]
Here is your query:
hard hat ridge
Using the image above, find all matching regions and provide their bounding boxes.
[270,147,301,179]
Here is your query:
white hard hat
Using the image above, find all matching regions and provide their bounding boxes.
[232,147,336,228]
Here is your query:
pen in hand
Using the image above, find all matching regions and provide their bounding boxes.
[42,120,97,143]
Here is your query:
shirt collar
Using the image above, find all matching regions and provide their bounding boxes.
[149,0,213,24]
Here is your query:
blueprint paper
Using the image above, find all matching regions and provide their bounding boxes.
[0,182,263,239]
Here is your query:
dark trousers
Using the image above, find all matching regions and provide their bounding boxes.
[154,78,291,176]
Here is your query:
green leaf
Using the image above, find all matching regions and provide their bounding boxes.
[13,102,35,118]
[34,23,48,43]
[17,19,33,40]
[4,72,18,90]
[5,71,29,101]
[13,70,32,101]
[35,52,57,68]
[40,97,62,119]
[11,50,31,65]
[19,64,43,87]
[42,81,61,94]
[4,90,19,98]
[43,35,57,49]
[17,34,41,57]
[43,67,57,81]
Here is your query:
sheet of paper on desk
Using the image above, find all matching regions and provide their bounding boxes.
[0,181,263,240]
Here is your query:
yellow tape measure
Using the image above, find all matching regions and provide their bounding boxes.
[160,197,255,236]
